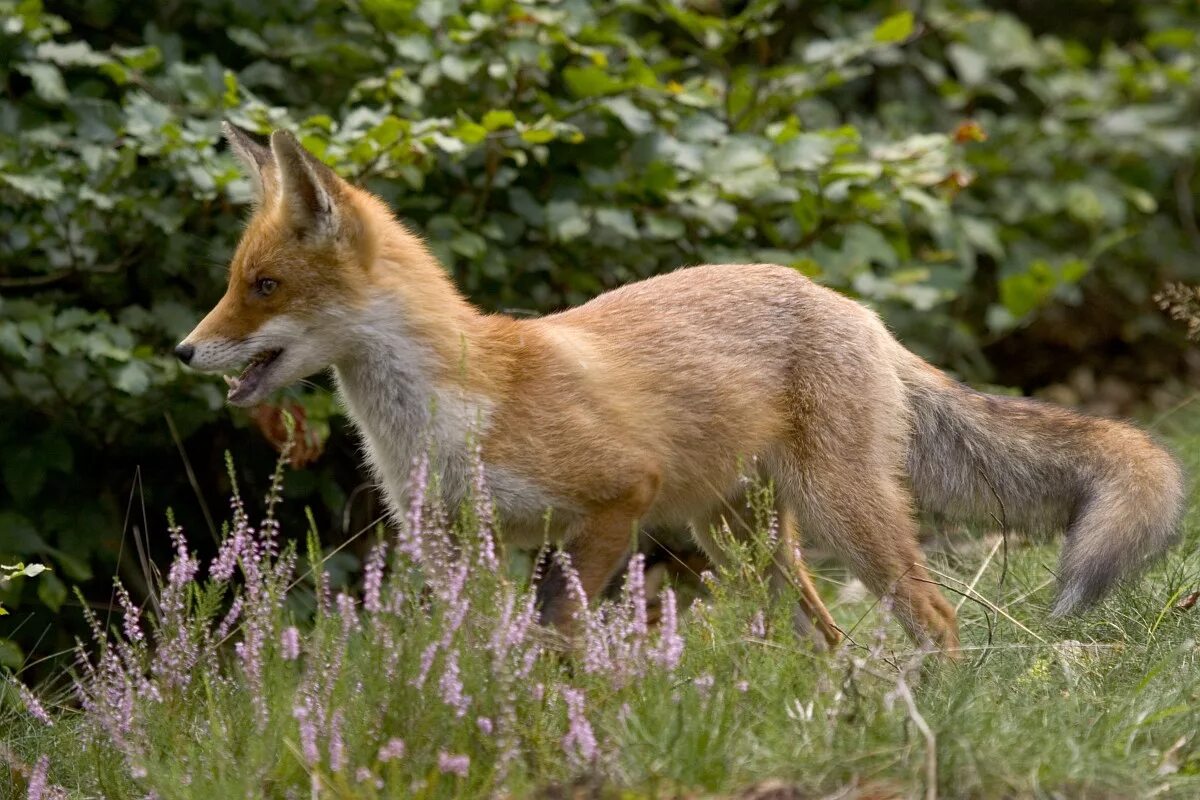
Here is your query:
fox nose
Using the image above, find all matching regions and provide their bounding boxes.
[174,343,195,365]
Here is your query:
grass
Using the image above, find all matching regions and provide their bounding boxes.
[2,416,1200,800]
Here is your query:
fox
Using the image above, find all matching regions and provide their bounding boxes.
[177,123,1185,653]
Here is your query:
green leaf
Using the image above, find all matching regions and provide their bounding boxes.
[777,134,835,171]
[17,62,68,103]
[37,40,109,67]
[482,110,516,131]
[873,11,914,43]
[703,137,779,198]
[520,128,556,144]
[0,639,23,669]
[563,65,623,98]
[602,97,653,135]
[451,230,488,259]
[453,121,488,145]
[2,449,47,504]
[114,361,152,396]
[0,173,65,201]
[546,200,590,242]
[595,208,638,239]
[0,513,46,552]
[37,572,66,612]
[999,260,1057,318]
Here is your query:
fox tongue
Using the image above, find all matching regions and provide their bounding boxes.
[225,358,267,402]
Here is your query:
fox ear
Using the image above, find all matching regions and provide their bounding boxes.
[222,121,274,199]
[269,129,344,237]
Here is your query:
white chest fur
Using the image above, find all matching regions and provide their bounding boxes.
[334,348,483,523]
[332,312,569,542]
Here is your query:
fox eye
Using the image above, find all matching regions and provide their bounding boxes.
[254,277,279,297]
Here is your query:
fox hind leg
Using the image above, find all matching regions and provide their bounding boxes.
[781,461,959,653]
[774,503,842,649]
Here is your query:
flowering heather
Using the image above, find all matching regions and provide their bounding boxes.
[329,709,347,773]
[377,738,406,762]
[438,751,470,777]
[652,588,684,670]
[560,687,598,767]
[26,755,49,800]
[14,679,52,727]
[279,625,301,661]
[361,539,387,614]
[438,649,470,717]
[5,440,1153,799]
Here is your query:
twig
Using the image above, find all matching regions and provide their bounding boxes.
[893,655,938,800]
[918,566,1046,643]
[955,537,1002,612]
[917,576,996,667]
[973,465,1009,587]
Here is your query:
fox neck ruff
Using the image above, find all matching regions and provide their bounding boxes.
[331,281,493,523]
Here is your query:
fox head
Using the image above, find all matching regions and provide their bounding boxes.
[176,124,382,407]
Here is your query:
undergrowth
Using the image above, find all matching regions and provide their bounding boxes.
[3,415,1200,799]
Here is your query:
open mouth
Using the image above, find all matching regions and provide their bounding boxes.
[224,348,283,404]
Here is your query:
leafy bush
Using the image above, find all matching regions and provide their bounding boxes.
[2,0,1198,658]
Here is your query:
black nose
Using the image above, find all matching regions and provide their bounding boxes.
[174,343,195,365]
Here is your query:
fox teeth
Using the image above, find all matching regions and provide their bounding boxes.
[223,374,240,389]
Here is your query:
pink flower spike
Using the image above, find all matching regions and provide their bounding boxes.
[377,738,405,762]
[280,626,301,661]
[438,751,470,777]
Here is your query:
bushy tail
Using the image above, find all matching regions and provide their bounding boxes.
[898,355,1185,616]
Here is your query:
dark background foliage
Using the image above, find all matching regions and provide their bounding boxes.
[2,0,1198,664]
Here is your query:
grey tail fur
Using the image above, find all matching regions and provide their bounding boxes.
[898,354,1185,616]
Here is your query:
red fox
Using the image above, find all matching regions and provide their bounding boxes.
[177,124,1185,652]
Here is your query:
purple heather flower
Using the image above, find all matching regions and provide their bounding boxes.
[625,553,648,640]
[337,592,359,635]
[471,446,499,571]
[280,626,301,661]
[151,525,201,691]
[26,755,49,800]
[329,709,346,772]
[764,507,780,549]
[398,455,429,563]
[377,738,405,762]
[413,641,439,689]
[439,650,470,717]
[376,738,405,762]
[653,588,684,670]
[14,680,52,727]
[362,540,387,614]
[561,687,598,766]
[476,716,493,735]
[438,751,470,777]
[115,582,144,645]
[293,705,320,767]
[213,596,243,643]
